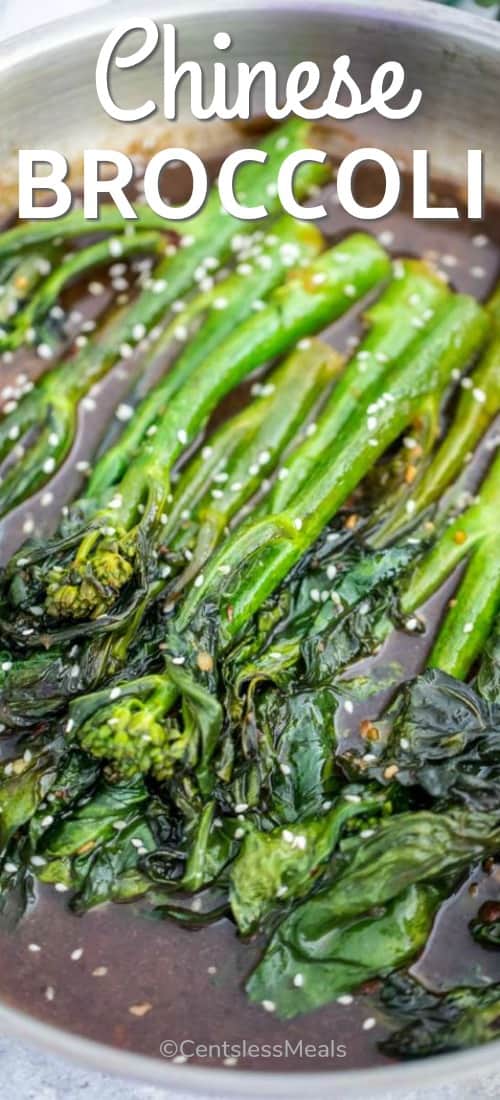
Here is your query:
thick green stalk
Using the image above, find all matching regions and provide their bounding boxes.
[0,118,326,262]
[402,450,500,679]
[178,294,489,645]
[373,281,500,546]
[0,124,323,517]
[0,206,178,261]
[12,232,387,631]
[105,233,391,529]
[167,340,342,590]
[0,247,58,330]
[86,216,323,498]
[266,259,449,513]
[1,231,164,353]
[0,341,338,722]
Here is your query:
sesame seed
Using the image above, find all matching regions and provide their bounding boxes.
[110,687,121,700]
[70,948,84,961]
[177,429,188,445]
[37,343,54,360]
[129,1002,152,1017]
[337,994,353,1005]
[293,973,304,988]
[88,280,105,296]
[116,404,134,422]
[194,574,204,588]
[262,1000,276,1013]
[54,883,68,893]
[41,491,54,507]
[363,1017,376,1031]
[28,943,41,953]
[344,700,354,714]
[45,986,56,1001]
[293,517,303,530]
[463,622,473,634]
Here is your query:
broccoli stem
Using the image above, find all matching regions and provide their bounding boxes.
[266,259,450,513]
[0,341,340,725]
[373,281,500,546]
[86,216,323,498]
[36,232,387,627]
[0,118,328,264]
[113,233,390,528]
[167,339,342,590]
[0,231,165,353]
[0,206,178,262]
[0,247,59,331]
[178,294,489,645]
[402,450,500,679]
[0,123,323,517]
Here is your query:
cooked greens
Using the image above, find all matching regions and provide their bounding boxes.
[0,137,499,1064]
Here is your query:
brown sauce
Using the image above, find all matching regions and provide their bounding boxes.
[0,144,499,1074]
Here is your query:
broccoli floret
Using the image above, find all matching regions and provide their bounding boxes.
[45,533,137,620]
[78,695,188,781]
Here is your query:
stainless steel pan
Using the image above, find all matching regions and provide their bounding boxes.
[0,1,500,1094]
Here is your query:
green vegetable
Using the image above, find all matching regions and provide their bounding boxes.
[402,450,500,679]
[286,807,500,922]
[345,666,500,812]
[0,121,324,516]
[0,205,179,262]
[0,231,164,353]
[247,884,443,1018]
[164,339,341,591]
[229,787,391,935]
[2,231,387,641]
[373,281,500,546]
[0,246,59,332]
[86,216,324,497]
[380,974,500,1058]
[178,293,488,645]
[266,258,449,513]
